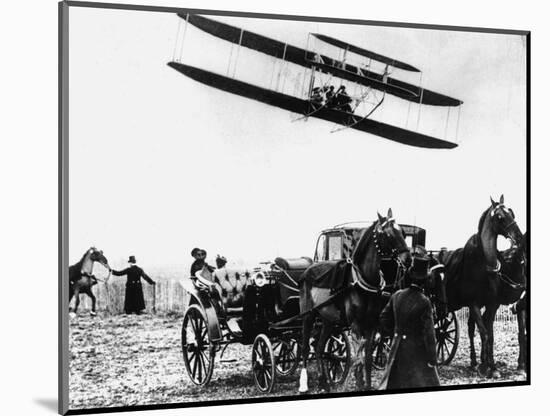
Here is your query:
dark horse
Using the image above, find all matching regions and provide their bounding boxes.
[69,247,110,315]
[467,232,527,371]
[298,209,412,392]
[443,195,523,376]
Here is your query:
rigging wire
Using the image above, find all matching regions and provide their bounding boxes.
[178,14,190,62]
[455,105,462,143]
[232,29,244,79]
[172,18,182,62]
[275,43,288,92]
[226,44,234,77]
[444,106,451,140]
[415,72,424,131]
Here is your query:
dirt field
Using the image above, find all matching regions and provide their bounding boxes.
[69,312,527,410]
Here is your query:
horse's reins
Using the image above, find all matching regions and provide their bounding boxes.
[486,206,524,290]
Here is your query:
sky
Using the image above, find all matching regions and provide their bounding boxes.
[68,7,527,270]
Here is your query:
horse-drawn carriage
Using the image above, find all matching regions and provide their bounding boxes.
[180,219,460,392]
[312,222,459,368]
[180,255,351,392]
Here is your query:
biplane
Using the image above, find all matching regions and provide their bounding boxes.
[168,14,463,149]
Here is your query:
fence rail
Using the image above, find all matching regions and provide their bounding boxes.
[73,280,187,315]
[73,280,521,331]
[455,307,520,332]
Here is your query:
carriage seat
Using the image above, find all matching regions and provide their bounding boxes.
[211,268,250,314]
[274,256,313,281]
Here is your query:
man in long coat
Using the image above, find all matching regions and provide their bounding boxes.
[112,256,156,314]
[378,252,440,390]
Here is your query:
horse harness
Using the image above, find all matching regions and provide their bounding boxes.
[348,224,408,297]
[485,254,526,291]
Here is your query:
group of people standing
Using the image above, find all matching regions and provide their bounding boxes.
[310,84,353,113]
[110,248,225,315]
[85,249,223,316]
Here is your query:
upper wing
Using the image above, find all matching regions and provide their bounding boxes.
[180,14,462,107]
[312,33,420,72]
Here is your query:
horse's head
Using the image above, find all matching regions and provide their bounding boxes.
[488,195,523,245]
[88,247,110,270]
[375,208,412,268]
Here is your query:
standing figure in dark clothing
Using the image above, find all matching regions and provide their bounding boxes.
[111,255,156,314]
[378,252,440,390]
[190,248,215,278]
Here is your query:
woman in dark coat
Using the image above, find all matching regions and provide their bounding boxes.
[189,248,214,278]
[378,252,440,390]
[112,256,156,314]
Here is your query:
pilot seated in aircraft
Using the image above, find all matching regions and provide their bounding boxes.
[325,85,336,108]
[335,85,353,113]
[310,87,324,106]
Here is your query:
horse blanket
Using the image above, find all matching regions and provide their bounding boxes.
[300,260,349,290]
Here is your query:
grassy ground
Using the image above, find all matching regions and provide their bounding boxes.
[69,312,527,410]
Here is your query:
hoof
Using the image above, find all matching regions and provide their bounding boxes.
[477,365,489,377]
[492,370,501,379]
[90,311,97,317]
[318,378,331,394]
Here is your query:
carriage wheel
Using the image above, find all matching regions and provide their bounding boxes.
[372,332,392,371]
[252,334,276,393]
[181,305,216,386]
[434,311,459,365]
[274,338,299,376]
[319,329,351,386]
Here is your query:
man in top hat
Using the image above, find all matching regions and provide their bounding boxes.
[378,249,440,390]
[112,256,156,315]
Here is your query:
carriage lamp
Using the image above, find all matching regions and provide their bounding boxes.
[253,271,267,287]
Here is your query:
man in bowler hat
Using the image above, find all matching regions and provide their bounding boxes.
[112,256,156,314]
[378,249,440,390]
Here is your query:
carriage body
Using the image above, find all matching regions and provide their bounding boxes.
[180,235,353,390]
[311,222,459,367]
[313,222,426,262]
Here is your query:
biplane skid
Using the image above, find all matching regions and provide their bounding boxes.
[167,62,457,149]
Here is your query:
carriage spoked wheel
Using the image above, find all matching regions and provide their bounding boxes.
[372,332,392,371]
[181,305,216,386]
[319,329,351,386]
[252,334,276,393]
[434,311,459,365]
[273,338,299,377]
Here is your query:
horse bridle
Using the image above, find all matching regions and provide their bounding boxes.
[490,204,518,244]
[373,219,409,260]
[348,220,409,294]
